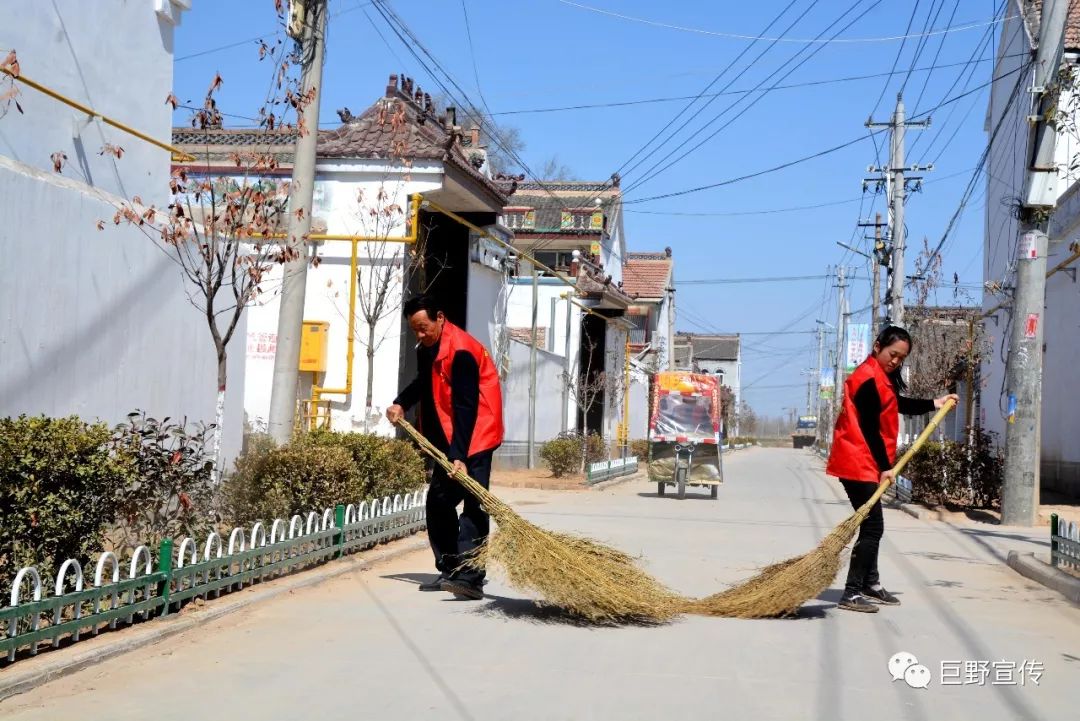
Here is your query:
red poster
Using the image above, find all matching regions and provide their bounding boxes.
[1024,314,1039,338]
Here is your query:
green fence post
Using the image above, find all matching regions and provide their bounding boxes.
[335,504,346,559]
[1050,513,1059,568]
[157,538,173,617]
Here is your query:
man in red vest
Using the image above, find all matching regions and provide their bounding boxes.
[387,295,504,600]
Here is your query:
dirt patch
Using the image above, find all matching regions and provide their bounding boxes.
[490,468,587,491]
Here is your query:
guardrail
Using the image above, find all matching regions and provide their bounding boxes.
[586,456,639,484]
[1051,514,1079,571]
[2,490,427,664]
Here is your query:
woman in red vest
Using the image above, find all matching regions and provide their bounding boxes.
[826,325,956,613]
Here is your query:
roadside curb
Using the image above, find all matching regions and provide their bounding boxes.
[1006,551,1080,605]
[590,470,647,491]
[899,503,942,521]
[0,535,429,704]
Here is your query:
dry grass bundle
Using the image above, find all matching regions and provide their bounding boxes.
[397,401,954,622]
[396,420,684,623]
[686,400,956,619]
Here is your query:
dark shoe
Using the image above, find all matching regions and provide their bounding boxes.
[837,593,879,613]
[440,578,485,600]
[862,585,900,605]
[417,575,448,592]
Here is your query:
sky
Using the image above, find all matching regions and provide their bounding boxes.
[171,0,1009,416]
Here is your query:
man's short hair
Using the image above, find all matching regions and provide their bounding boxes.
[403,295,442,321]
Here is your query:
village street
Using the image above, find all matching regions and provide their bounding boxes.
[2,448,1076,721]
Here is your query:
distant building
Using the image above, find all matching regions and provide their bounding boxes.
[673,332,741,432]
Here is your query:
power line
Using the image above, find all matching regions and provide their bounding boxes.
[677,274,862,286]
[620,63,1023,207]
[486,55,1013,117]
[622,0,883,195]
[625,165,976,216]
[174,1,379,62]
[557,1,1015,44]
[611,0,808,185]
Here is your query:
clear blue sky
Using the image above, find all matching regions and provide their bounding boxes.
[172,0,1005,416]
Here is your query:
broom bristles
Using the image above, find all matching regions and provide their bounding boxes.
[395,401,954,622]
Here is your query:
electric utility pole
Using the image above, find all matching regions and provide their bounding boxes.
[268,0,328,444]
[833,266,849,402]
[666,285,675,370]
[814,320,827,447]
[856,213,888,330]
[527,261,539,468]
[1001,0,1068,526]
[867,95,930,327]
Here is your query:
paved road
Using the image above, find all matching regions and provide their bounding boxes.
[2,449,1077,721]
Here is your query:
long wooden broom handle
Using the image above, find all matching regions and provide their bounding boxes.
[867,398,956,506]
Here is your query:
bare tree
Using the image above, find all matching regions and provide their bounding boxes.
[539,155,575,181]
[562,333,610,470]
[906,238,987,401]
[738,400,758,436]
[107,30,307,479]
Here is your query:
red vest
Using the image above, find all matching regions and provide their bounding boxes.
[431,321,504,457]
[825,357,898,483]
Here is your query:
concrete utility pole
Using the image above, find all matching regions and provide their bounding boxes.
[562,293,572,433]
[833,266,848,403]
[666,285,675,370]
[267,0,327,444]
[1002,0,1069,526]
[814,321,827,446]
[867,95,930,327]
[527,262,539,469]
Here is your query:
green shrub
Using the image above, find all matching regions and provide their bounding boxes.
[629,438,651,460]
[585,433,607,464]
[304,430,424,499]
[900,428,1003,508]
[539,437,581,478]
[0,415,134,588]
[222,431,424,525]
[109,411,216,552]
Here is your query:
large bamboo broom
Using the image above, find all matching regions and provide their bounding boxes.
[395,420,685,623]
[686,399,956,619]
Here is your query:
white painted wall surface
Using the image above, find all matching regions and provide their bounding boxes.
[0,2,245,464]
[504,276,581,430]
[504,340,565,444]
[243,166,442,438]
[466,262,504,356]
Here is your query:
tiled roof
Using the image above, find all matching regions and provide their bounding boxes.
[319,75,506,204]
[1021,0,1080,50]
[622,252,672,300]
[173,74,507,205]
[172,128,299,166]
[675,333,740,361]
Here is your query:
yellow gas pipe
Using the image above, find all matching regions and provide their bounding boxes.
[302,193,421,429]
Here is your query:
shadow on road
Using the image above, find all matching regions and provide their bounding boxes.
[383,572,438,587]
[474,594,672,629]
[635,492,718,502]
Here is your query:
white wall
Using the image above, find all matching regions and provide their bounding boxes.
[0,2,245,462]
[242,164,443,437]
[466,262,504,356]
[504,275,581,429]
[504,340,566,444]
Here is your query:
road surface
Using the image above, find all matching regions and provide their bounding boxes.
[2,448,1077,720]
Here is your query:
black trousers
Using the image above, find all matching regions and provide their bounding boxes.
[425,450,493,584]
[840,479,884,594]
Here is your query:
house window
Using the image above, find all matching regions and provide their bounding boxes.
[714,371,724,385]
[533,250,577,273]
[503,209,534,230]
